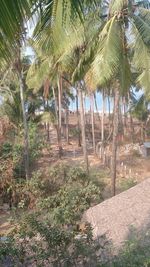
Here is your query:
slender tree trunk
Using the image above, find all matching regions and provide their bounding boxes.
[119,99,124,142]
[101,89,105,143]
[47,123,50,142]
[107,94,111,135]
[57,76,63,158]
[52,87,58,119]
[128,93,134,143]
[129,113,134,143]
[65,107,69,144]
[90,94,96,154]
[94,93,101,124]
[100,89,105,160]
[76,89,81,147]
[18,71,29,180]
[141,122,145,142]
[78,86,89,173]
[53,86,62,157]
[83,93,87,126]
[111,85,120,196]
[123,96,127,136]
[46,100,50,142]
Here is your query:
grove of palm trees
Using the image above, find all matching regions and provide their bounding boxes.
[0,0,150,266]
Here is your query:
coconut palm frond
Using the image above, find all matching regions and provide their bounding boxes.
[136,70,150,95]
[26,55,53,91]
[109,0,128,15]
[133,14,150,46]
[139,7,150,25]
[85,69,97,90]
[130,93,149,122]
[91,16,123,87]
[0,0,37,62]
[132,16,150,92]
[71,18,103,83]
[0,90,23,127]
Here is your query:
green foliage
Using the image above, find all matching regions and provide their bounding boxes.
[0,215,102,267]
[130,94,149,122]
[28,122,44,161]
[106,228,150,267]
[70,127,81,137]
[0,123,44,205]
[0,164,106,266]
[0,142,12,159]
[27,164,104,224]
[119,178,137,191]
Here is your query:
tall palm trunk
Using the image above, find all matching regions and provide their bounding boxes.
[78,86,89,173]
[130,114,135,143]
[18,71,29,180]
[128,93,134,143]
[90,94,96,154]
[65,107,69,144]
[101,89,105,143]
[123,96,127,136]
[76,89,81,147]
[94,93,101,124]
[141,122,145,142]
[100,89,105,159]
[111,85,120,196]
[119,99,124,142]
[47,123,50,141]
[107,94,111,135]
[46,100,50,142]
[57,77,63,158]
[53,86,62,157]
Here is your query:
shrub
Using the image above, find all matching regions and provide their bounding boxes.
[0,164,106,266]
[0,142,13,158]
[119,178,137,191]
[0,214,103,267]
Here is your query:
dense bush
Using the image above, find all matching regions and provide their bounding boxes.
[0,164,106,266]
[1,164,150,266]
[105,228,150,267]
[0,123,44,206]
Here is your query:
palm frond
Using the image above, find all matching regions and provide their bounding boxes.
[139,7,150,25]
[0,0,37,62]
[109,0,128,15]
[133,14,150,45]
[132,16,150,92]
[90,16,123,87]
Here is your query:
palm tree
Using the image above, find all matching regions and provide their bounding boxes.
[11,0,150,189]
[79,0,150,195]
